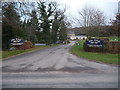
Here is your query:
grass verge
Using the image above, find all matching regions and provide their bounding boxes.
[71,40,119,65]
[109,36,120,41]
[1,45,57,59]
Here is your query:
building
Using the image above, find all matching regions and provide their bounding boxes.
[67,28,75,39]
[75,35,87,40]
[67,27,87,40]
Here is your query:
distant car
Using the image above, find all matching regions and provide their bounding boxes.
[55,41,61,44]
[63,41,66,44]
[63,40,70,44]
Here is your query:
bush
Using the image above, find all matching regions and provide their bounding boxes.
[15,41,34,50]
[106,42,120,54]
[66,40,70,44]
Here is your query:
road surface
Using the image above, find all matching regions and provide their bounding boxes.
[2,41,118,88]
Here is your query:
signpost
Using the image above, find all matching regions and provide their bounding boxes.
[10,38,24,46]
[84,38,105,52]
[85,39,104,48]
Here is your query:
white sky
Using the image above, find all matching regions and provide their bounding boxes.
[53,0,119,27]
[3,0,119,27]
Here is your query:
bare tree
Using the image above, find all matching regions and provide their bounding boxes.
[77,6,106,27]
[112,13,120,36]
[74,6,106,37]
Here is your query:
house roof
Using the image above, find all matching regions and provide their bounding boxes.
[67,27,87,35]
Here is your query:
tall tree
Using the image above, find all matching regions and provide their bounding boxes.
[37,1,55,45]
[112,13,120,36]
[51,12,59,43]
[76,6,106,37]
[59,20,67,41]
[2,2,22,50]
[77,6,105,27]
[51,10,64,43]
[29,10,39,44]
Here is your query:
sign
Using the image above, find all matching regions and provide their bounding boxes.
[10,38,24,46]
[85,39,104,48]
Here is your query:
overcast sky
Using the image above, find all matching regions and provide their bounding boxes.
[53,0,119,27]
[3,0,119,27]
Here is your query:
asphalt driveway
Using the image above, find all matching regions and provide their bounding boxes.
[2,41,118,88]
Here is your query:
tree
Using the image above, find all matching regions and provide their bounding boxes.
[51,12,59,43]
[77,6,105,27]
[51,9,65,43]
[2,2,22,50]
[16,2,37,21]
[59,20,67,41]
[29,10,39,44]
[112,13,120,36]
[50,1,69,43]
[2,1,69,49]
[76,6,106,37]
[37,1,55,45]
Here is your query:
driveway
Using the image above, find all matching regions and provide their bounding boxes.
[2,41,118,88]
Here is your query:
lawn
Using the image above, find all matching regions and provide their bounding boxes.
[1,45,52,59]
[94,36,120,42]
[108,36,120,41]
[71,40,119,65]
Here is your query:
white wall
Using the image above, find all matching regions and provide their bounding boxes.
[70,36,87,40]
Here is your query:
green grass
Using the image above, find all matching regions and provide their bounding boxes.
[71,40,119,65]
[94,36,120,42]
[108,36,120,42]
[0,51,1,59]
[1,45,53,59]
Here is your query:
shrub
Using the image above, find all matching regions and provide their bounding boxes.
[15,41,34,50]
[106,42,120,54]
